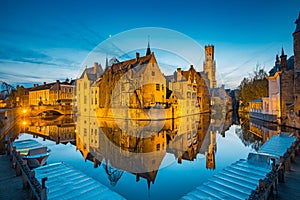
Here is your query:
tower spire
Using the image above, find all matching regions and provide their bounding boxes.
[295,12,300,34]
[105,56,109,70]
[281,47,285,56]
[280,47,287,71]
[146,36,151,56]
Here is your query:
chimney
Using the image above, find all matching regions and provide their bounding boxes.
[94,62,98,74]
[177,68,182,81]
[136,52,140,60]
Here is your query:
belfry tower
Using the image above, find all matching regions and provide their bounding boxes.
[203,45,217,88]
[294,12,300,115]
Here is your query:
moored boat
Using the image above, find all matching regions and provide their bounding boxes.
[13,139,50,168]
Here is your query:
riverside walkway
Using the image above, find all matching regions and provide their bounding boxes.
[277,154,300,199]
[0,154,30,200]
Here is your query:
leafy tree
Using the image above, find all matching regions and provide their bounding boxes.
[238,65,268,108]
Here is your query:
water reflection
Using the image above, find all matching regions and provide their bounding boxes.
[23,115,75,144]
[238,113,299,151]
[73,107,241,188]
[6,108,254,190]
[249,118,280,142]
[76,114,212,187]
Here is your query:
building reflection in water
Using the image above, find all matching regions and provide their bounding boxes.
[25,115,75,144]
[238,113,282,151]
[249,117,280,142]
[17,105,237,189]
[16,105,237,189]
[74,110,230,188]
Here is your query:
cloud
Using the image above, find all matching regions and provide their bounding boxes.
[0,45,62,66]
[0,61,78,85]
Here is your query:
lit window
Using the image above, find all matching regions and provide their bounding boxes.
[156,143,160,151]
[156,84,160,91]
[187,92,191,98]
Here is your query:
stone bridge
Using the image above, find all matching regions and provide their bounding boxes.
[28,105,73,116]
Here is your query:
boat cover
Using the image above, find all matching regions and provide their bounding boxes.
[13,139,46,156]
[34,162,126,200]
[180,155,271,200]
[258,133,295,159]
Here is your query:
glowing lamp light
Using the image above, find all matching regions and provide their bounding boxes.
[22,109,27,114]
[22,121,27,125]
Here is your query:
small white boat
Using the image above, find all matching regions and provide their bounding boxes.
[13,139,50,168]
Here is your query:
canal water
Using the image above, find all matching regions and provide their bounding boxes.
[4,111,294,200]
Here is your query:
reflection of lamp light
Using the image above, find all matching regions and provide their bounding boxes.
[22,109,27,132]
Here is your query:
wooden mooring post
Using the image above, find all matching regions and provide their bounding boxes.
[22,159,28,189]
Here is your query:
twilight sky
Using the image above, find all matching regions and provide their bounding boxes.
[0,0,300,88]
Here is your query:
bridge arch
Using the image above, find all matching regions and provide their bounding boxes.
[29,105,70,116]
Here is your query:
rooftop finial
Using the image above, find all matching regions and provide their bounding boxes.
[146,35,151,56]
[281,47,285,56]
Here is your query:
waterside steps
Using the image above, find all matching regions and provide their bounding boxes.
[180,132,299,200]
[33,162,126,200]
